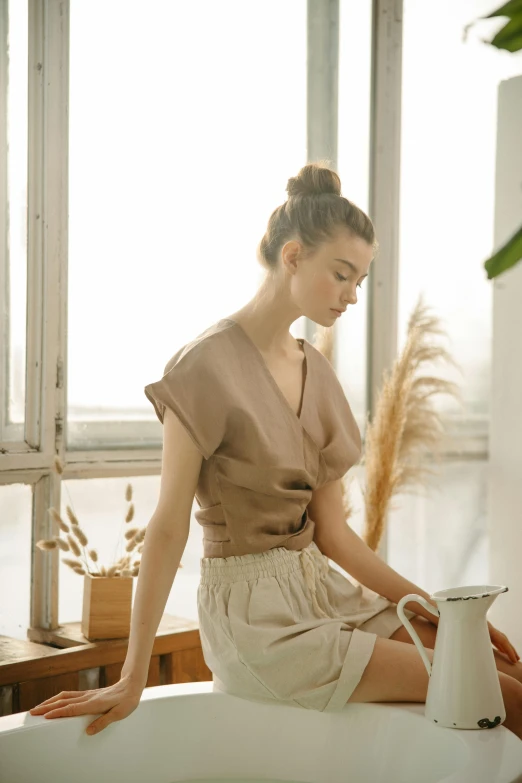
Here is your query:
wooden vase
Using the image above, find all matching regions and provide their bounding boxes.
[81,573,133,641]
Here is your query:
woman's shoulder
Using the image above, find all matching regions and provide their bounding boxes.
[162,318,236,376]
[303,339,341,384]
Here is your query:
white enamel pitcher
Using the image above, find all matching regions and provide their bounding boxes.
[397,584,509,730]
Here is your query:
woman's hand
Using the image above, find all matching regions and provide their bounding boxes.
[28,675,144,736]
[488,621,520,664]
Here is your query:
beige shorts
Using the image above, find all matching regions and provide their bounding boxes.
[197,540,417,713]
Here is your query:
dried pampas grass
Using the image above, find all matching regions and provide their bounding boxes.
[36,460,183,578]
[361,295,462,551]
[314,293,463,553]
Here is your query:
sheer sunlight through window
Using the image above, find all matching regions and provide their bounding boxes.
[67,0,307,450]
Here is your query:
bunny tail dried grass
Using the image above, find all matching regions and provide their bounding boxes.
[62,557,84,571]
[71,525,89,547]
[125,483,133,503]
[49,507,69,533]
[362,295,463,552]
[56,537,70,551]
[66,506,80,526]
[36,539,58,551]
[67,534,82,557]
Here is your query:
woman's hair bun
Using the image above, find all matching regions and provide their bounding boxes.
[286,160,342,199]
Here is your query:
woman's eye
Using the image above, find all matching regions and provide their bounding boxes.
[336,272,363,289]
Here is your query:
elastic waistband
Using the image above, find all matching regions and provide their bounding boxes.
[200,541,331,619]
[200,543,312,585]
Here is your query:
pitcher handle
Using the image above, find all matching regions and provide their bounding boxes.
[396,594,440,677]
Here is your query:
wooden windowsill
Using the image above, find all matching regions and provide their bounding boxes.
[0,613,201,687]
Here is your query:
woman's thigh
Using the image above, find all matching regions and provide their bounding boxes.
[344,616,437,703]
[347,631,522,731]
[347,635,432,703]
[390,615,522,683]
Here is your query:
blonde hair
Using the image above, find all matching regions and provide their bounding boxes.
[257,160,378,271]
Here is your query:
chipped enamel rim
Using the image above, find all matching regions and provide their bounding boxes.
[431,585,509,602]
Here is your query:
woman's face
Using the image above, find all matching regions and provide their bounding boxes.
[283,231,373,327]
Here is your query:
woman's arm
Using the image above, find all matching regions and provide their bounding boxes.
[309,478,439,625]
[121,407,203,687]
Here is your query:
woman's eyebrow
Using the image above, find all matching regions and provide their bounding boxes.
[334,258,368,279]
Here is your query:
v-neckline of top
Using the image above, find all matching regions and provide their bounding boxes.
[222,318,309,422]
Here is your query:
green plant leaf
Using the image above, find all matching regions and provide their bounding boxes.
[463,0,522,52]
[484,223,522,279]
[489,16,522,51]
[483,0,522,21]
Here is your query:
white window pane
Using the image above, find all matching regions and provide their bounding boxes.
[67,0,307,446]
[2,0,28,437]
[0,484,32,640]
[398,0,522,426]
[387,460,489,594]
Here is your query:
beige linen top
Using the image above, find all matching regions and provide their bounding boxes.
[144,318,362,558]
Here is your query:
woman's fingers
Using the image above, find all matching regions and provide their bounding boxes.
[488,623,520,663]
[498,636,519,662]
[28,680,142,736]
[44,702,95,719]
[30,694,91,716]
[85,707,121,735]
[30,690,89,712]
[500,640,520,663]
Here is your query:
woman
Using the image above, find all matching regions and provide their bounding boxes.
[30,162,522,738]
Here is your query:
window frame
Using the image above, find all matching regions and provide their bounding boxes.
[0,0,488,636]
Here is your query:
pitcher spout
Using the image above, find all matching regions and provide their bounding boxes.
[433,585,508,616]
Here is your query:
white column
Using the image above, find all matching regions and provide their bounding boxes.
[488,74,522,647]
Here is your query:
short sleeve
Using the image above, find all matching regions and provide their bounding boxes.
[312,347,363,480]
[144,338,228,460]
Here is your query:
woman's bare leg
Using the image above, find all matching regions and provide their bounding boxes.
[347,626,522,740]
